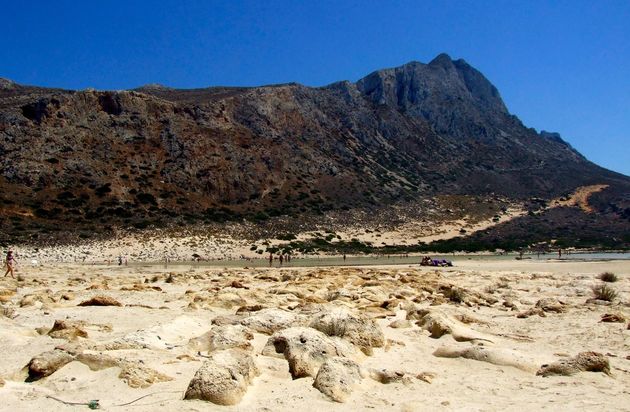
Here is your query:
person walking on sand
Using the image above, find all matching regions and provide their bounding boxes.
[4,250,16,278]
[269,252,273,267]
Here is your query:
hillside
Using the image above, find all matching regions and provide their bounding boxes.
[1,54,629,248]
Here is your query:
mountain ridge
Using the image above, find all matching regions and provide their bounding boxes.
[1,54,628,247]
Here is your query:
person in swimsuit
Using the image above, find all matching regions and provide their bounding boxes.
[4,250,16,278]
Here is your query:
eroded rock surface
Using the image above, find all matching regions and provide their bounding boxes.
[537,352,610,377]
[262,327,357,378]
[184,349,259,405]
[78,295,122,307]
[189,325,254,352]
[27,349,75,381]
[313,357,363,402]
[308,307,385,353]
[241,308,307,334]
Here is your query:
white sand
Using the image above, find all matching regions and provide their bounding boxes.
[1,258,629,411]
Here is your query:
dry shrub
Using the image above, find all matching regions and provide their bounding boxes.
[598,272,618,283]
[445,287,466,303]
[591,284,618,302]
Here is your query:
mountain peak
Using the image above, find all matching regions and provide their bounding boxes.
[428,53,455,69]
[356,54,509,138]
[0,77,16,89]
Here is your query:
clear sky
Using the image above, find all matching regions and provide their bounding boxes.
[2,1,628,176]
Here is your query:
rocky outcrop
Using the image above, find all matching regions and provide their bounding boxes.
[313,357,363,402]
[26,349,75,381]
[78,296,122,307]
[308,307,384,354]
[262,327,357,378]
[184,349,259,405]
[240,308,307,334]
[47,319,88,340]
[537,352,610,377]
[411,309,494,342]
[2,54,627,247]
[188,325,254,352]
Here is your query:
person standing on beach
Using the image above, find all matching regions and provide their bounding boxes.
[269,252,273,267]
[4,250,16,278]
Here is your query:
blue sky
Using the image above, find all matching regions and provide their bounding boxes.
[1,0,628,176]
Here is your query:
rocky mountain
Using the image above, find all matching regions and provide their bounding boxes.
[1,54,629,246]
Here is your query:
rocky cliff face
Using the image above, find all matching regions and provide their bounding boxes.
[1,54,628,243]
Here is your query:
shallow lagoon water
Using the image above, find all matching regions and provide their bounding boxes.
[135,251,629,269]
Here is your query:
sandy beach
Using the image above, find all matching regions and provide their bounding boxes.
[1,257,628,411]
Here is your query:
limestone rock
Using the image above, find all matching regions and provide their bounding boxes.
[414,309,493,342]
[308,307,385,352]
[118,361,173,388]
[240,308,306,334]
[27,349,75,381]
[535,298,566,313]
[600,313,625,323]
[211,314,245,326]
[184,349,259,405]
[516,308,546,318]
[368,368,409,384]
[189,325,254,352]
[537,352,610,377]
[313,357,363,402]
[78,295,122,307]
[388,319,411,329]
[48,319,88,340]
[433,345,536,372]
[212,292,246,309]
[262,327,357,378]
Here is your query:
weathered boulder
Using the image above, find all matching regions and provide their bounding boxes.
[27,349,75,381]
[262,327,357,378]
[368,368,409,384]
[211,314,245,326]
[600,313,625,323]
[48,319,88,340]
[308,307,384,353]
[388,319,411,329]
[184,349,259,405]
[78,295,122,307]
[368,368,435,384]
[413,309,493,342]
[313,357,363,402]
[535,298,566,313]
[537,352,610,377]
[189,325,254,352]
[240,308,307,334]
[516,308,546,318]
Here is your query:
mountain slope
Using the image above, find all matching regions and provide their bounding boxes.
[1,55,628,246]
